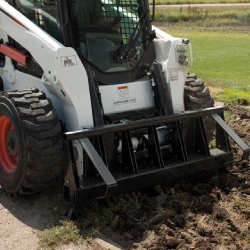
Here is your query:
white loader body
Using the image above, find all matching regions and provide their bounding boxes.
[0,0,191,183]
[0,1,189,130]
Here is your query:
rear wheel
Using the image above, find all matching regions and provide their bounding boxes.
[0,89,64,195]
[184,74,215,142]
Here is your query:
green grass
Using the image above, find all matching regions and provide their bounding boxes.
[154,6,250,28]
[213,89,250,105]
[165,30,250,104]
[150,0,250,4]
[39,220,84,250]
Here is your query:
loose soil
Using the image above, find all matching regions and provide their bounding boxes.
[85,105,250,250]
[0,105,250,250]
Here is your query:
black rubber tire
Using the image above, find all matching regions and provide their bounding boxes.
[0,88,64,195]
[184,74,215,142]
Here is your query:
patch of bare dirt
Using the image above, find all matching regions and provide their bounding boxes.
[0,185,65,250]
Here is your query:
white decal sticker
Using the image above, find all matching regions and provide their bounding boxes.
[169,68,179,81]
[113,86,136,106]
[61,56,77,67]
[118,86,129,99]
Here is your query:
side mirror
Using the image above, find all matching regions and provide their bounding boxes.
[150,0,156,22]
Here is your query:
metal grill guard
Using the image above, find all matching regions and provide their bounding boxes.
[102,0,140,43]
[64,107,250,208]
[102,0,151,62]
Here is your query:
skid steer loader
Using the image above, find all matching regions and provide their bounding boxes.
[0,0,249,212]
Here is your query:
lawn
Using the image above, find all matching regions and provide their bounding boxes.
[165,30,250,103]
[155,6,250,29]
[152,4,250,104]
[150,0,250,5]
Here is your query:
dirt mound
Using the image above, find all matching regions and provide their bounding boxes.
[81,105,250,250]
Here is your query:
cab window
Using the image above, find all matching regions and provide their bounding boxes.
[14,0,63,43]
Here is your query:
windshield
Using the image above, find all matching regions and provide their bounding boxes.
[71,0,150,73]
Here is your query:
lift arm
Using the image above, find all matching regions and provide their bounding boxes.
[0,1,93,131]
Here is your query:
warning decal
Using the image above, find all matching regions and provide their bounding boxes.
[118,86,129,99]
[113,85,137,106]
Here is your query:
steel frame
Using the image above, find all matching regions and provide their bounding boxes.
[64,106,250,209]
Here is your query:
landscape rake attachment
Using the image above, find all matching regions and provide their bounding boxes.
[64,106,250,210]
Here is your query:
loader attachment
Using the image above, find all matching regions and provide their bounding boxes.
[64,107,250,208]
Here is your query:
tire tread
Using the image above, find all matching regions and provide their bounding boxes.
[184,75,215,142]
[2,89,63,195]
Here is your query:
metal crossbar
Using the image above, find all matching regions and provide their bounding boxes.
[65,107,225,140]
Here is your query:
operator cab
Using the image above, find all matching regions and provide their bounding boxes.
[9,0,156,83]
[72,0,149,73]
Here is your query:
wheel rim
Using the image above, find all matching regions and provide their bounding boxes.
[0,116,18,173]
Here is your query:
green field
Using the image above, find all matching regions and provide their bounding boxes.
[150,0,250,4]
[165,30,250,103]
[152,4,250,104]
[155,6,250,30]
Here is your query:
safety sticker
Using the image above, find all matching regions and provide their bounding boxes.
[113,85,136,106]
[61,56,77,67]
[118,86,129,99]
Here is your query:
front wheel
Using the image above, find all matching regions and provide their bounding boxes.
[0,89,64,195]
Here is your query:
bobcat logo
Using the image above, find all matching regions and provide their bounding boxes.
[61,56,77,67]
